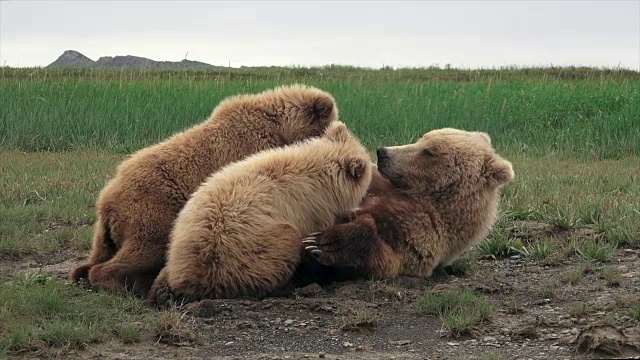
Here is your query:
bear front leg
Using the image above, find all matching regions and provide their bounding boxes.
[303,214,401,279]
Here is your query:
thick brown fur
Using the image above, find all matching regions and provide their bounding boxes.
[149,121,373,306]
[69,84,338,297]
[299,128,515,281]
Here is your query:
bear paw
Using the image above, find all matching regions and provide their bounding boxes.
[153,283,179,310]
[302,232,342,267]
[302,232,323,255]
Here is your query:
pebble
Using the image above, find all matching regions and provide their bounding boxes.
[343,341,353,348]
[578,318,588,325]
[570,328,579,335]
[284,319,294,326]
[225,341,234,346]
[447,342,459,346]
[558,320,572,327]
[483,336,497,342]
[319,353,326,358]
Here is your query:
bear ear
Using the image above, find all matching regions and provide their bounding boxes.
[485,156,514,186]
[476,132,492,145]
[324,121,351,143]
[344,158,367,181]
[304,94,335,121]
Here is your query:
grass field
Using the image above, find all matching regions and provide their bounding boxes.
[1,65,639,357]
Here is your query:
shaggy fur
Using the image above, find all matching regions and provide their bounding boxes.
[149,121,373,306]
[69,84,338,297]
[299,128,515,281]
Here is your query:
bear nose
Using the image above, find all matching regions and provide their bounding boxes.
[376,147,388,160]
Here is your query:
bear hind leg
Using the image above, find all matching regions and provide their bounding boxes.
[70,215,117,284]
[88,239,165,298]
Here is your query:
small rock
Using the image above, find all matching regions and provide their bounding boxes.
[570,328,579,335]
[447,342,459,346]
[319,353,326,358]
[356,346,363,351]
[558,320,572,327]
[510,255,521,260]
[483,336,497,342]
[578,318,588,325]
[296,283,324,297]
[502,328,512,335]
[550,346,560,351]
[389,339,412,346]
[284,319,294,326]
[225,341,234,346]
[343,341,353,348]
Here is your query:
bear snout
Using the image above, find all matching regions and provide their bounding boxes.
[376,147,388,160]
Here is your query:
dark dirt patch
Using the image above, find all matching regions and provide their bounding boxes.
[7,235,640,360]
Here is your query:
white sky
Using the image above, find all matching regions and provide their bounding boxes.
[1,0,639,69]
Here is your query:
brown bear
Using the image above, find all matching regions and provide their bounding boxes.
[149,121,373,306]
[69,84,339,297]
[299,127,515,281]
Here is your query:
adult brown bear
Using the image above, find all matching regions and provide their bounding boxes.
[299,128,515,281]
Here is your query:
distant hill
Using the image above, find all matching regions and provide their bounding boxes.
[47,50,223,69]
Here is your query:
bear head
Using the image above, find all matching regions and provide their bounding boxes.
[319,121,373,207]
[376,127,514,196]
[272,84,339,144]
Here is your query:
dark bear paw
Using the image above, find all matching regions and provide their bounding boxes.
[302,232,341,267]
[153,283,179,310]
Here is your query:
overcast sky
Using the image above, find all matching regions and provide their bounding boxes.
[1,0,639,69]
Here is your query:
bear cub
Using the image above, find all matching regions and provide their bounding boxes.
[150,121,373,307]
[70,84,338,297]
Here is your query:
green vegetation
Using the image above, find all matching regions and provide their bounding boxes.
[418,288,495,337]
[477,232,527,258]
[1,67,639,158]
[528,239,554,260]
[1,65,639,354]
[567,303,591,317]
[0,271,161,356]
[340,306,383,332]
[575,238,617,263]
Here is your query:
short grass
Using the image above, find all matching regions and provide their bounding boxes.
[0,151,122,257]
[340,306,383,332]
[0,271,162,356]
[418,288,495,337]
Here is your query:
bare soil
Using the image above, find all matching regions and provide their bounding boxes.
[8,222,640,360]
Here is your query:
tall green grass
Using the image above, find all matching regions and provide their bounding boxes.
[1,67,639,158]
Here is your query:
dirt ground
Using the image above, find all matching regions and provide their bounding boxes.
[7,222,640,360]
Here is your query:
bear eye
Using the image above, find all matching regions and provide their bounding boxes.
[423,149,435,157]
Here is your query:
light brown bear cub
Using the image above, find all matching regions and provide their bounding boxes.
[301,128,515,280]
[150,121,373,306]
[70,84,338,297]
